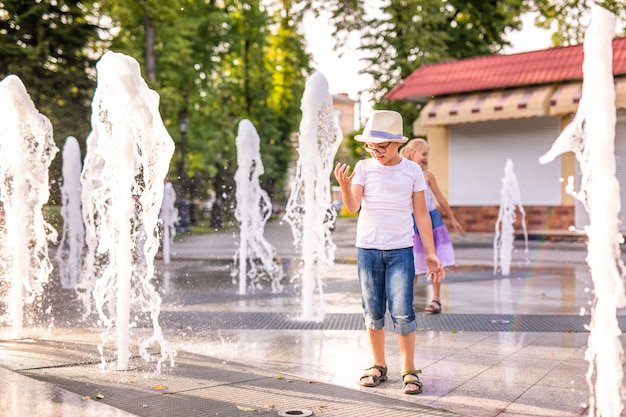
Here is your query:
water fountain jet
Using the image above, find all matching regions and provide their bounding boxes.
[159,180,178,265]
[493,159,528,276]
[539,5,624,416]
[55,136,85,289]
[233,119,284,294]
[283,72,342,321]
[78,51,176,371]
[0,75,58,338]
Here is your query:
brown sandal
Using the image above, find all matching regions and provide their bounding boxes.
[402,369,423,394]
[359,365,387,387]
[425,299,442,314]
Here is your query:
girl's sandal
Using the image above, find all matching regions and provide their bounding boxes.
[359,364,388,387]
[402,369,423,395]
[425,299,442,314]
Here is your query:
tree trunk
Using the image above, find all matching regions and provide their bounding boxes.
[143,5,156,81]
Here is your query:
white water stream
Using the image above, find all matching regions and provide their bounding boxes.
[493,159,528,276]
[283,72,343,321]
[539,5,625,416]
[160,181,178,265]
[0,75,58,338]
[78,51,176,371]
[55,136,85,289]
[233,119,284,294]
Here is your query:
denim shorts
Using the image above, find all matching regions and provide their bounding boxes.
[357,247,416,335]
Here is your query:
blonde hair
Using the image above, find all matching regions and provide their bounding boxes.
[400,138,429,159]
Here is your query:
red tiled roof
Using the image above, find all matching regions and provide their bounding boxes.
[386,37,626,103]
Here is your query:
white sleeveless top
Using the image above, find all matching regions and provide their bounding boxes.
[424,183,436,211]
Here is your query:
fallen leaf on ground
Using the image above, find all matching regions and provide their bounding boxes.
[151,385,168,390]
[306,405,335,412]
[236,405,257,412]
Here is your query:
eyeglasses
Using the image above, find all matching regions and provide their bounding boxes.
[363,142,392,154]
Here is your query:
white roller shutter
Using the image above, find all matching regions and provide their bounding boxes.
[576,110,626,230]
[449,117,562,206]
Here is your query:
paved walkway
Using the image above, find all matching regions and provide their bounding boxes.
[1,217,625,416]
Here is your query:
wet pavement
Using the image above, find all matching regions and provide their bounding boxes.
[1,216,625,416]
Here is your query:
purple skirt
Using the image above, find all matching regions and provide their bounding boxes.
[413,209,455,274]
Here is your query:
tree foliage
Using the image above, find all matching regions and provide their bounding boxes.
[296,0,366,46]
[324,0,525,139]
[530,0,626,46]
[0,0,100,202]
[263,1,311,200]
[0,0,311,225]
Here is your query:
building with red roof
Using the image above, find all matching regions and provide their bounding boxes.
[386,37,626,235]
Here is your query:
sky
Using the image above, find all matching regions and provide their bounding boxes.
[302,12,554,128]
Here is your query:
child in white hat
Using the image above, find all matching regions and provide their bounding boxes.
[334,110,445,395]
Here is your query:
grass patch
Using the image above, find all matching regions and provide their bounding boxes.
[190,223,215,234]
[43,205,62,232]
[42,204,239,236]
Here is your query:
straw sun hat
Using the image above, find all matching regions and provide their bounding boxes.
[354,110,409,144]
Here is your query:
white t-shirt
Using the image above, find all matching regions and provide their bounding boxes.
[352,157,427,250]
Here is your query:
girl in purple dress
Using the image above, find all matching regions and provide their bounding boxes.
[400,139,463,314]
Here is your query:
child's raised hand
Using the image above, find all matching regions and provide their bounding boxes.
[333,162,354,187]
[425,254,445,283]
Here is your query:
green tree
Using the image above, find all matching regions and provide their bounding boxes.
[297,0,366,45]
[199,0,311,226]
[263,0,311,203]
[0,0,100,201]
[361,0,527,133]
[92,0,311,227]
[90,0,197,183]
[531,0,626,46]
[200,0,274,227]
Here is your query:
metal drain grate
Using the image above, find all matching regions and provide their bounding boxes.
[161,311,626,332]
[414,313,598,332]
